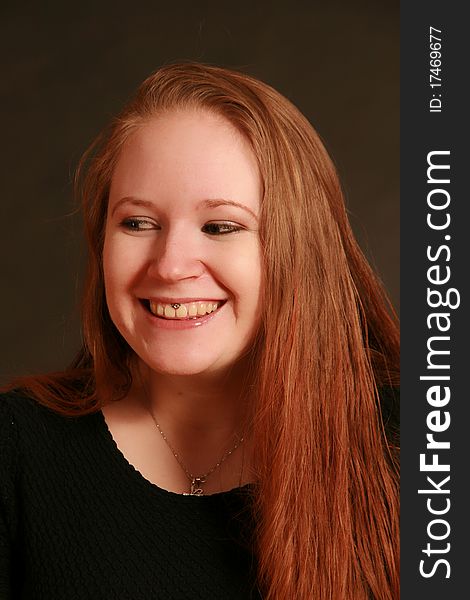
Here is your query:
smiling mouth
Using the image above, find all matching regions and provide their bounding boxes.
[141,299,226,320]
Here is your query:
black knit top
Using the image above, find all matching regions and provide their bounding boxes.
[0,392,261,599]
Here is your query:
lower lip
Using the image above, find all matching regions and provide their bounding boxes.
[141,302,226,330]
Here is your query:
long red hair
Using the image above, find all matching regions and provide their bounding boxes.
[6,63,399,599]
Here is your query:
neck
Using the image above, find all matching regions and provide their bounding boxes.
[134,357,254,440]
[111,356,258,493]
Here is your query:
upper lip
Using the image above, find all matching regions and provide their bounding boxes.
[142,297,227,304]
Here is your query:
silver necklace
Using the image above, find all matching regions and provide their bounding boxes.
[148,412,244,496]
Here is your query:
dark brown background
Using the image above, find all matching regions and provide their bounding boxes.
[0,1,399,381]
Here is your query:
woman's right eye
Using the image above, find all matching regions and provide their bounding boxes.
[120,217,158,231]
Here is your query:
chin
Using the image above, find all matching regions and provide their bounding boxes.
[138,352,229,378]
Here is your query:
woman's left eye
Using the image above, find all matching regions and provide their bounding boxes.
[202,222,243,235]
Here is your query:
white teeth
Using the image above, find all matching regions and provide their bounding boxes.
[149,301,164,316]
[148,300,223,319]
[164,305,176,318]
[175,305,187,318]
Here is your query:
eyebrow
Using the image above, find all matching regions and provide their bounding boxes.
[111,197,156,216]
[199,199,258,220]
[111,197,258,220]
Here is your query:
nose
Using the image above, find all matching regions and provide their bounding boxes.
[146,225,205,283]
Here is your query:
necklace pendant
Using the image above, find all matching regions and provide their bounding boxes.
[189,477,205,495]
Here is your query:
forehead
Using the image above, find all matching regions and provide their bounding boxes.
[109,109,262,210]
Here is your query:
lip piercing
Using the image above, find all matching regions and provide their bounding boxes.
[171,303,181,309]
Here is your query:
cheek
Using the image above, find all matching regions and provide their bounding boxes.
[238,242,262,296]
[103,233,140,290]
[216,241,262,311]
[102,238,120,298]
[102,238,135,322]
[102,240,137,335]
[102,227,117,272]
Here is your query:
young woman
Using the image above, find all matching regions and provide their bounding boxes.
[0,63,399,599]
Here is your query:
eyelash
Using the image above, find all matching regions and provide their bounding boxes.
[120,218,156,231]
[202,222,243,235]
[119,218,243,235]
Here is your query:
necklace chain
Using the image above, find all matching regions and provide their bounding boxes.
[148,412,244,496]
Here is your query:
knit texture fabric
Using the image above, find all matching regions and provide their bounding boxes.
[0,392,261,599]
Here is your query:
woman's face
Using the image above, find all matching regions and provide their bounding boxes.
[103,109,263,377]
